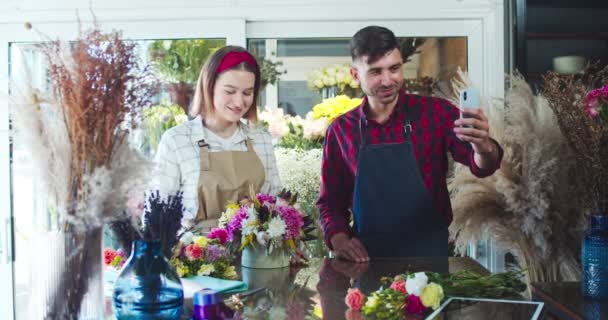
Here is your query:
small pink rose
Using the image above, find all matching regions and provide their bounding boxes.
[345,288,366,311]
[207,228,229,244]
[405,294,425,314]
[390,279,407,294]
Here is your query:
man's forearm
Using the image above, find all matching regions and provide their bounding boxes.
[474,140,500,169]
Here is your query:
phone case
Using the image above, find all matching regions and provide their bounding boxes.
[459,88,480,127]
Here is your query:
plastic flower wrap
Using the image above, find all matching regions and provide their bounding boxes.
[142,104,188,154]
[216,189,315,255]
[584,84,608,124]
[169,233,237,279]
[311,95,363,122]
[307,64,359,94]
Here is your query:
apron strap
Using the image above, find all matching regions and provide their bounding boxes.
[198,139,211,171]
[358,103,413,146]
[245,138,254,152]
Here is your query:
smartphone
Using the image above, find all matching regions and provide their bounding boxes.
[459,87,479,128]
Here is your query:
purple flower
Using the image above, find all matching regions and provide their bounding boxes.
[405,295,425,314]
[208,228,228,244]
[276,205,304,240]
[205,244,226,263]
[256,193,276,205]
[116,248,126,257]
[226,209,248,241]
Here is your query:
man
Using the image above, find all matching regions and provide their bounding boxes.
[316,26,503,262]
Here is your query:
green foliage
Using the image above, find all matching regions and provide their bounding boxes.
[276,123,324,150]
[148,39,225,84]
[425,269,527,298]
[256,56,287,88]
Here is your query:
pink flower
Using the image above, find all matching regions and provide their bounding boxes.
[226,209,248,240]
[390,279,407,294]
[184,244,204,261]
[256,193,276,205]
[276,205,304,240]
[345,288,366,311]
[405,295,425,314]
[207,228,229,244]
[104,249,117,265]
[600,84,608,97]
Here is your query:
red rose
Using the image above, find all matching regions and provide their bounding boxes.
[390,279,407,294]
[345,288,365,311]
[405,294,425,314]
[104,249,117,265]
[184,244,204,261]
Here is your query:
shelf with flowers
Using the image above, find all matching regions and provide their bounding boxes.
[212,189,316,269]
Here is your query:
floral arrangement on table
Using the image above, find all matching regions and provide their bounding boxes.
[345,269,527,318]
[307,64,360,97]
[169,232,238,280]
[215,190,316,255]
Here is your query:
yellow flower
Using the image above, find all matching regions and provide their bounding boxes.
[312,305,323,319]
[197,264,215,276]
[364,294,379,311]
[193,236,210,248]
[312,95,363,122]
[170,258,189,277]
[219,202,241,227]
[420,282,444,310]
[223,266,238,280]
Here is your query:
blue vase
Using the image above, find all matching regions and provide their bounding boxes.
[582,215,608,299]
[113,240,184,319]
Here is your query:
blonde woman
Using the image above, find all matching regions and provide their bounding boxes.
[151,46,282,231]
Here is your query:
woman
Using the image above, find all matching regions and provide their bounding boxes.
[151,46,282,231]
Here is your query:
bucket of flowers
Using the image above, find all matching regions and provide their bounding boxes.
[214,189,316,269]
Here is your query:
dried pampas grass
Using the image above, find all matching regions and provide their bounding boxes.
[447,73,586,287]
[10,21,154,319]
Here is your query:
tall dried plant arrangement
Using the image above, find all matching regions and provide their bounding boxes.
[444,70,586,287]
[10,22,154,319]
[542,66,608,215]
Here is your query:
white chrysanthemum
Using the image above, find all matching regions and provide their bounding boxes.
[267,216,286,239]
[180,231,194,244]
[241,206,259,236]
[405,272,428,296]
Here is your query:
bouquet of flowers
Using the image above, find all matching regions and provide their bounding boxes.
[345,270,526,318]
[215,190,315,255]
[169,232,237,280]
[103,248,127,271]
[307,64,359,95]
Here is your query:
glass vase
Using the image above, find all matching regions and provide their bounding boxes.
[321,86,339,99]
[582,215,608,299]
[113,240,184,319]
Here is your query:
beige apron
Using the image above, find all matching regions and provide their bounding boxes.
[195,137,265,231]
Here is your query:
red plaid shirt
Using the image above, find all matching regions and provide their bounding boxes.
[316,90,503,248]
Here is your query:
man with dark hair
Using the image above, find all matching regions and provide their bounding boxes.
[316,26,503,261]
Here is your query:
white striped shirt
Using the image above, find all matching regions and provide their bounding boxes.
[150,115,282,225]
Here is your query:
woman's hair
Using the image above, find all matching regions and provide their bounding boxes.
[190,45,261,122]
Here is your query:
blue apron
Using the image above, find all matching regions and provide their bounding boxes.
[352,105,449,257]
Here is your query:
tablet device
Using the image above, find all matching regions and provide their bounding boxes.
[425,297,544,320]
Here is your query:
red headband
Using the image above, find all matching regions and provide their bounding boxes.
[216,51,258,74]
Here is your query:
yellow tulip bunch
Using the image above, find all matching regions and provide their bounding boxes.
[312,95,363,122]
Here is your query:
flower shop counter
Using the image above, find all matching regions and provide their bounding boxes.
[106,256,533,319]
